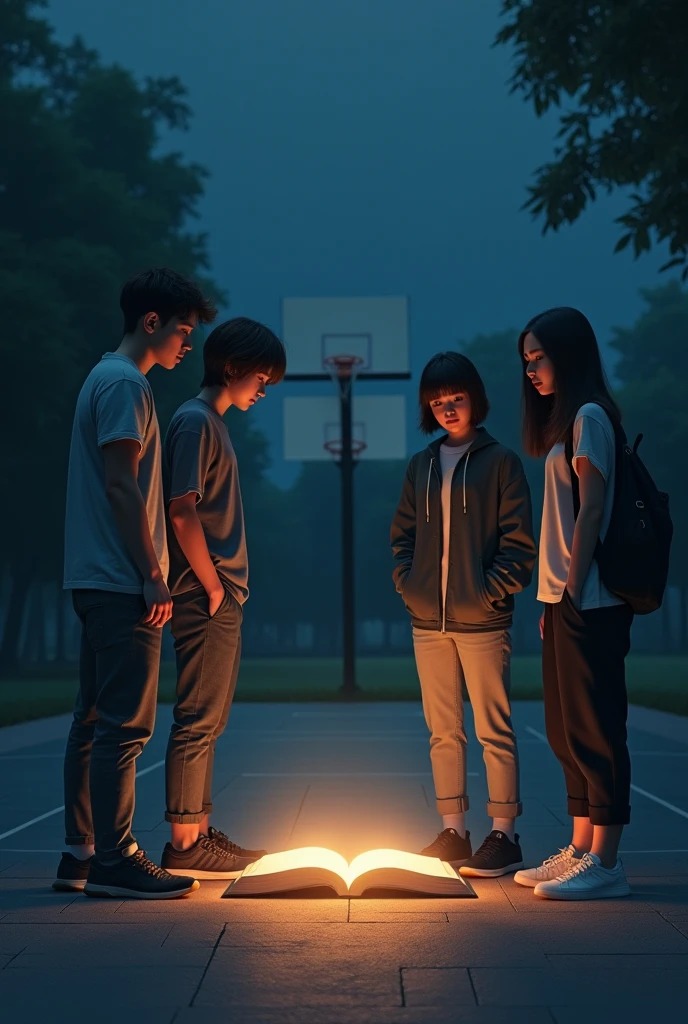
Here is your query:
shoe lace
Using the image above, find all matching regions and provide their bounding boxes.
[556,851,595,881]
[132,850,169,880]
[541,845,575,869]
[473,832,504,859]
[207,826,240,855]
[429,829,461,853]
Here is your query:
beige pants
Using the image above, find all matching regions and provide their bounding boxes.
[412,627,522,818]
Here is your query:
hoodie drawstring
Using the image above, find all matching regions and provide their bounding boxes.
[463,452,470,514]
[426,458,434,522]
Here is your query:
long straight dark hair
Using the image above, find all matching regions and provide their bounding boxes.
[518,307,621,458]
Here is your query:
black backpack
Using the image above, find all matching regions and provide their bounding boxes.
[565,413,673,615]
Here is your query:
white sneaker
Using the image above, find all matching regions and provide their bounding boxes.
[513,845,578,887]
[533,852,631,901]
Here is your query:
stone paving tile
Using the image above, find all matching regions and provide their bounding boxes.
[472,962,688,1008]
[547,953,688,969]
[624,875,688,913]
[349,911,449,922]
[506,912,688,954]
[497,877,658,913]
[0,920,171,954]
[194,947,401,1008]
[0,966,203,1011]
[401,967,475,1006]
[550,1009,650,1024]
[176,1006,556,1023]
[217,922,549,968]
[8,945,212,968]
[163,921,226,947]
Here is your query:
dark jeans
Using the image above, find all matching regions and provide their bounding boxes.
[165,586,242,824]
[64,590,162,861]
[543,591,634,826]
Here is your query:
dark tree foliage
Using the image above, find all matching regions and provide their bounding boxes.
[496,1,688,275]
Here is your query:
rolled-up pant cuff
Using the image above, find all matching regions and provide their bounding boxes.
[65,834,95,845]
[589,805,631,826]
[567,796,590,817]
[436,796,470,814]
[165,811,207,824]
[487,801,522,818]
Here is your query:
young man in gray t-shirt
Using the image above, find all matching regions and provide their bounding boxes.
[161,318,286,879]
[56,269,216,900]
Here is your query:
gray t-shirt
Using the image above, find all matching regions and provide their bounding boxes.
[63,353,168,593]
[164,398,249,603]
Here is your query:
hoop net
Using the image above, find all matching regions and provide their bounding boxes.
[322,354,367,461]
[324,437,367,460]
[323,354,364,392]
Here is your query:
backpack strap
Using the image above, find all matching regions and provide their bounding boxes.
[564,404,627,553]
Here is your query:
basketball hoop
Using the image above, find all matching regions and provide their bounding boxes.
[324,437,368,461]
[323,354,364,400]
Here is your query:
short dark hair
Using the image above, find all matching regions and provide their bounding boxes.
[201,317,287,388]
[418,351,490,434]
[518,306,621,458]
[120,268,217,334]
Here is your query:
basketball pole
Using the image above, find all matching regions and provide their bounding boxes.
[338,374,359,698]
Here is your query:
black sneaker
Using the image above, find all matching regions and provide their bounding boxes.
[52,852,93,892]
[459,830,524,877]
[161,832,260,879]
[207,825,267,860]
[83,849,199,899]
[420,829,472,864]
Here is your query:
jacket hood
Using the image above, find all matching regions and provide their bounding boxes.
[425,427,499,459]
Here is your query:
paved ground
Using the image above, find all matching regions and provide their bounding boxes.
[1,698,687,1023]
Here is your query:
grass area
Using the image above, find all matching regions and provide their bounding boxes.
[0,655,686,727]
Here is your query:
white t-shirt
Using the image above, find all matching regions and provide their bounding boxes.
[439,441,473,614]
[538,403,623,610]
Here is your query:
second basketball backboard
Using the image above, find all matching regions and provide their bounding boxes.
[284,395,407,461]
[282,296,409,379]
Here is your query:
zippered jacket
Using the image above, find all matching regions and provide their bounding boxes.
[390,429,536,632]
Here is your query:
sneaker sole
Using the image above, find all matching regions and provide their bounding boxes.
[534,883,631,901]
[164,867,245,880]
[52,878,87,892]
[83,880,200,900]
[513,873,543,888]
[459,861,524,878]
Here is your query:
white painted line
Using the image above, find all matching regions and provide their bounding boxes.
[291,712,425,718]
[619,849,688,854]
[0,849,65,853]
[241,772,479,777]
[0,806,65,842]
[0,758,165,843]
[629,784,688,821]
[525,725,688,822]
[0,754,64,760]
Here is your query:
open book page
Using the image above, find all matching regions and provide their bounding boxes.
[237,847,350,885]
[346,849,458,888]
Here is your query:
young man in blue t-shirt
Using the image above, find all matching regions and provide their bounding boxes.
[55,268,216,899]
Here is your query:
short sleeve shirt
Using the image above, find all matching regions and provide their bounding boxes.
[63,353,167,593]
[164,398,249,603]
[538,403,623,609]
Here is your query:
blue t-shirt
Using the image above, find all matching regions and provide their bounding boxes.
[63,353,168,593]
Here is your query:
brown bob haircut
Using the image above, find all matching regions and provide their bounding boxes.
[418,351,490,435]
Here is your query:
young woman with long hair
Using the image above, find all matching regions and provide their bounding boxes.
[514,307,634,900]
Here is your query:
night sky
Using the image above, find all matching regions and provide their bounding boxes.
[49,0,666,483]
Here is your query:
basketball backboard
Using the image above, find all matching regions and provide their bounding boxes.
[282,296,409,379]
[283,395,407,461]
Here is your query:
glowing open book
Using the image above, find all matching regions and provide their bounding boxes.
[222,847,476,898]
